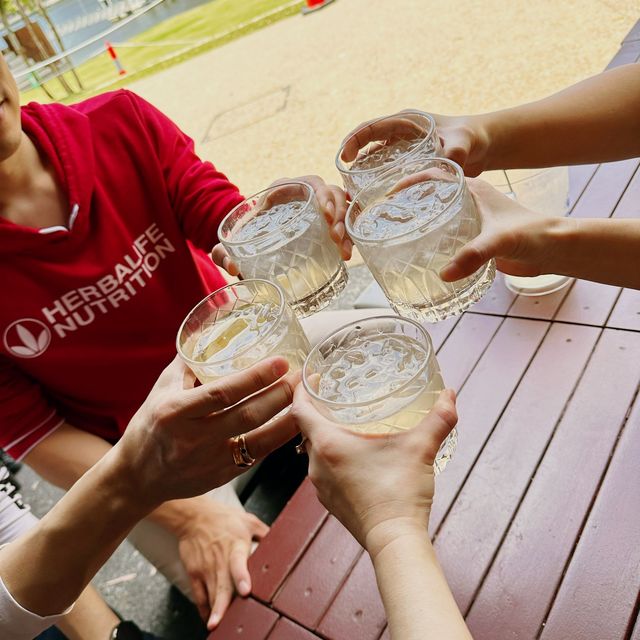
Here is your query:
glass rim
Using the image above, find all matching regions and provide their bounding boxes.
[176,279,287,368]
[217,181,315,247]
[335,110,437,176]
[345,156,465,245]
[302,314,434,409]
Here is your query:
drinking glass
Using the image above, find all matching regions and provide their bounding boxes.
[346,157,495,322]
[218,182,348,317]
[303,315,456,474]
[488,167,572,296]
[177,279,310,383]
[336,110,442,198]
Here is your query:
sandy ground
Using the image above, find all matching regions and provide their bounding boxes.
[130,0,638,195]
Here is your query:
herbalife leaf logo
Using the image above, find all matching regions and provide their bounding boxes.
[3,319,52,359]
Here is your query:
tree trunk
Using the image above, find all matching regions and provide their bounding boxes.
[0,0,56,99]
[33,0,83,90]
[12,0,74,96]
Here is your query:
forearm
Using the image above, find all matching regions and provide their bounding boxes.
[548,217,640,289]
[369,529,471,640]
[481,64,640,169]
[0,445,155,616]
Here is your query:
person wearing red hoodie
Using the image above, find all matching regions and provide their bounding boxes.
[0,53,347,633]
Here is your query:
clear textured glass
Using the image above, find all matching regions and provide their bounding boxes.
[346,157,495,322]
[336,110,443,198]
[486,167,573,296]
[177,280,310,383]
[218,182,348,318]
[303,315,456,474]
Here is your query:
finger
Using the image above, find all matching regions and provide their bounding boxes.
[229,540,252,596]
[221,255,241,277]
[411,389,458,460]
[220,371,300,438]
[208,567,233,630]
[181,357,290,417]
[291,382,326,440]
[329,185,348,224]
[249,514,270,539]
[341,237,353,260]
[439,233,502,282]
[190,574,210,622]
[242,409,300,461]
[331,220,346,244]
[211,244,229,268]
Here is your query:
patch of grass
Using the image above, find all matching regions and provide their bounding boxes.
[20,0,303,104]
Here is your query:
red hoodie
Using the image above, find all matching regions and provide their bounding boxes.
[0,90,244,460]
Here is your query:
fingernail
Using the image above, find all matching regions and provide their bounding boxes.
[326,201,335,217]
[334,222,345,240]
[208,613,220,628]
[239,579,250,595]
[440,262,462,282]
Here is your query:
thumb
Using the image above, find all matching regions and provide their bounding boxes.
[412,389,458,461]
[441,132,471,171]
[291,382,324,439]
[439,232,501,282]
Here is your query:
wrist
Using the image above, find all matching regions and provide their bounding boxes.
[364,515,429,561]
[91,447,158,521]
[543,215,580,275]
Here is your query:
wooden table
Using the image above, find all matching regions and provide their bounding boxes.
[210,26,640,640]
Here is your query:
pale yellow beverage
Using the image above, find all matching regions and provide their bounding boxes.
[304,316,457,474]
[177,280,310,385]
[347,159,495,322]
[219,183,348,317]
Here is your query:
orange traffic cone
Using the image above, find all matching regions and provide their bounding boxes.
[302,0,335,14]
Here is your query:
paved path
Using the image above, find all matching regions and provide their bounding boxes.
[130,0,637,194]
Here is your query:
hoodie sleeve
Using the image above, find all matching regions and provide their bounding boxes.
[0,359,64,462]
[125,91,244,251]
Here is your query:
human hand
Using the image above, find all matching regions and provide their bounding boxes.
[175,498,268,629]
[291,386,458,558]
[431,113,491,177]
[339,110,490,178]
[439,178,565,282]
[116,355,299,505]
[211,176,351,275]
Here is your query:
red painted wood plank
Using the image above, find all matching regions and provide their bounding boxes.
[208,597,279,640]
[570,159,639,220]
[608,289,640,332]
[250,478,328,603]
[273,516,362,628]
[429,317,549,532]
[540,394,640,640]
[317,553,386,640]
[267,618,322,640]
[423,314,460,352]
[554,279,620,326]
[508,283,573,320]
[469,277,516,315]
[433,323,598,612]
[436,313,502,391]
[466,328,640,640]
